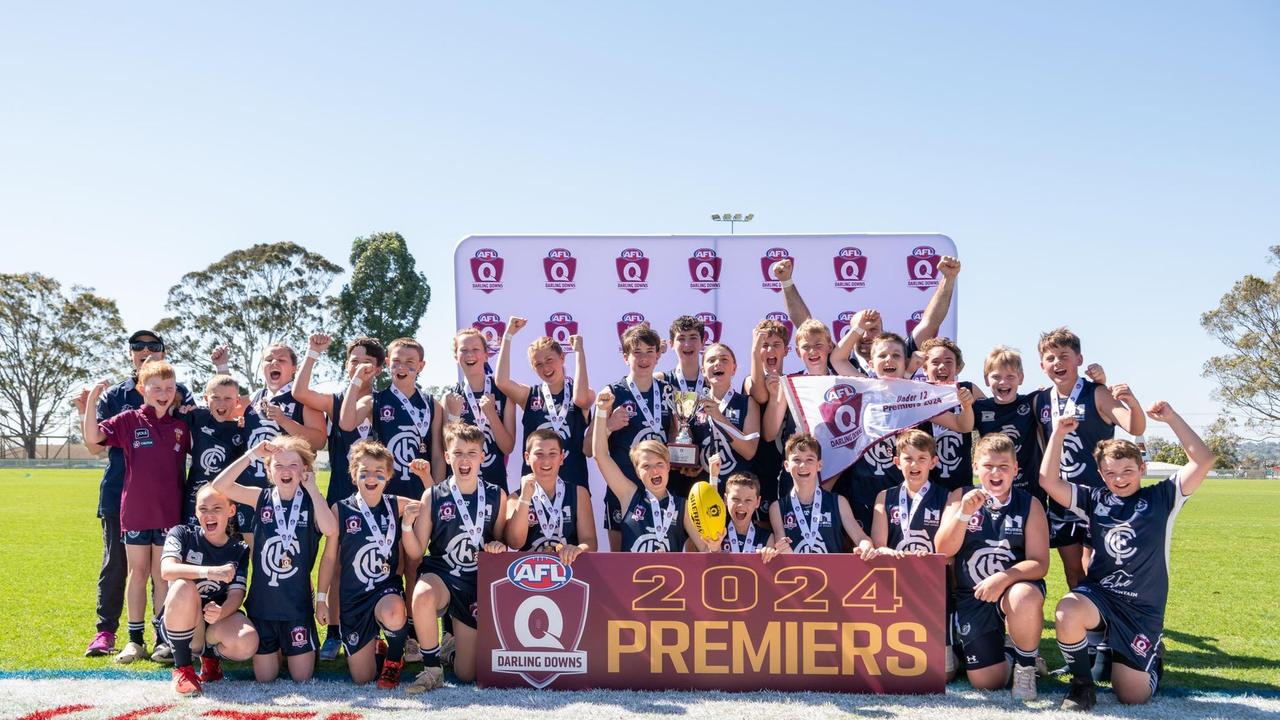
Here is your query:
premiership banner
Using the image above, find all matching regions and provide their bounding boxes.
[784,375,961,482]
[476,552,947,693]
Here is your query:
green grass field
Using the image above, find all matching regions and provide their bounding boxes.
[1,469,1276,692]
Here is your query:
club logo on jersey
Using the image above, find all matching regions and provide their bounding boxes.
[905,310,924,337]
[1130,634,1152,658]
[439,502,456,522]
[346,517,362,535]
[490,554,589,688]
[831,311,862,346]
[695,312,722,344]
[863,437,895,475]
[760,247,792,292]
[615,248,650,293]
[1104,523,1137,565]
[967,539,1015,581]
[470,248,505,294]
[353,541,392,590]
[199,445,227,475]
[688,247,722,293]
[380,405,396,422]
[906,245,941,291]
[819,383,864,449]
[616,312,647,351]
[260,507,274,524]
[833,247,868,292]
[783,512,797,530]
[966,512,984,531]
[471,313,507,357]
[544,313,579,353]
[896,530,934,554]
[444,533,479,576]
[1057,433,1087,479]
[542,248,578,293]
[386,427,421,480]
[259,536,301,586]
[933,427,963,478]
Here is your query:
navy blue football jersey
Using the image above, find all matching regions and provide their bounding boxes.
[619,490,687,552]
[884,482,950,552]
[954,488,1036,593]
[1071,475,1188,619]
[371,385,434,498]
[161,525,249,606]
[520,380,589,489]
[919,380,975,491]
[184,408,246,492]
[973,393,1042,498]
[325,392,374,503]
[336,494,401,601]
[606,378,673,485]
[778,488,844,554]
[1035,380,1115,487]
[518,479,581,552]
[238,386,307,488]
[449,377,510,491]
[690,389,755,480]
[422,479,502,581]
[840,434,904,535]
[246,487,323,620]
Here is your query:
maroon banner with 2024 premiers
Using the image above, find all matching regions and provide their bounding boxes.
[476,552,947,693]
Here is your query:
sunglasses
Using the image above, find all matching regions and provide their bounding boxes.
[129,341,164,352]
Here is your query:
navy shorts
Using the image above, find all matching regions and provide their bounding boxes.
[1075,583,1164,675]
[1048,507,1090,548]
[604,489,624,531]
[252,616,317,657]
[339,583,404,655]
[954,580,1046,670]
[123,528,171,546]
[418,558,479,629]
[234,503,257,535]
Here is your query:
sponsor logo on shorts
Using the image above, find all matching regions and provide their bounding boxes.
[470,248,505,293]
[290,626,308,648]
[1131,633,1152,657]
[543,248,577,293]
[688,248,722,293]
[833,246,868,292]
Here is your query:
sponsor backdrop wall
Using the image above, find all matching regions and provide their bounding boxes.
[454,234,959,534]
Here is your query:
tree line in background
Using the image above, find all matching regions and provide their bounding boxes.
[0,232,430,458]
[1,241,1277,465]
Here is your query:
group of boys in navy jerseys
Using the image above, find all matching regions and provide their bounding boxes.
[74,254,1214,711]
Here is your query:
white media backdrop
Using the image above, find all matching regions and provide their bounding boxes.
[453,233,959,545]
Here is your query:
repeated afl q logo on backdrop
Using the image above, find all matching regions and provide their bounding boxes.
[765,311,794,339]
[695,312,722,344]
[688,248,722,293]
[489,554,590,689]
[543,248,578,293]
[616,312,647,350]
[819,383,865,449]
[831,311,858,345]
[906,246,941,291]
[906,310,924,337]
[544,313,579,353]
[616,248,650,293]
[759,247,792,292]
[833,247,868,292]
[471,313,507,357]
[470,248,505,294]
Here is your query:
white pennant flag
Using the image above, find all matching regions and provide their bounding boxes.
[784,375,961,482]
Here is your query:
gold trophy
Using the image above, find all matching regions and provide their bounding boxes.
[668,390,700,468]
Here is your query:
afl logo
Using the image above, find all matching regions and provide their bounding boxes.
[472,313,507,357]
[688,247,722,293]
[832,310,859,345]
[615,248,650,293]
[905,310,924,337]
[833,247,868,292]
[819,384,864,449]
[906,246,941,291]
[695,312,722,344]
[760,247,792,292]
[469,248,504,294]
[544,313,579,353]
[616,312,648,350]
[542,248,577,293]
[764,311,794,339]
[507,554,573,592]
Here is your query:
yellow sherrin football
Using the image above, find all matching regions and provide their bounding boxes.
[686,480,727,542]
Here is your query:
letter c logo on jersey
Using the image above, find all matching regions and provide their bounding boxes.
[833,246,868,292]
[688,247,722,293]
[819,383,864,449]
[472,313,507,358]
[470,248,505,293]
[906,246,941,291]
[615,248,650,293]
[544,313,579,353]
[543,248,578,293]
[489,554,589,688]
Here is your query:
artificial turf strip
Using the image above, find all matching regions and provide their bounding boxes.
[0,469,1275,692]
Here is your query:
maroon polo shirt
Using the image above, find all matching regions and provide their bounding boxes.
[99,405,191,532]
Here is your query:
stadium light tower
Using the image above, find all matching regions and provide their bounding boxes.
[710,212,754,234]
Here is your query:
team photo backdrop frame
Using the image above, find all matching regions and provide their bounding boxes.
[476,552,948,693]
[454,233,959,500]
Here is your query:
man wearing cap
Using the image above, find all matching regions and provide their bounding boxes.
[77,331,195,660]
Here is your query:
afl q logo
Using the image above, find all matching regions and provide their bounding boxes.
[544,313,579,353]
[832,310,858,345]
[819,384,864,449]
[688,247,722,293]
[543,248,577,293]
[765,311,794,339]
[905,310,924,337]
[260,535,301,586]
[470,248,504,294]
[490,555,589,688]
[472,313,507,357]
[616,312,647,349]
[833,247,868,292]
[906,246,941,291]
[695,312,722,344]
[1104,524,1138,565]
[759,247,792,292]
[615,248,650,293]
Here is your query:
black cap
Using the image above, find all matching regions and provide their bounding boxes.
[128,330,165,348]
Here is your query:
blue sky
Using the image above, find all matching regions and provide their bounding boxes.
[2,2,1276,439]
